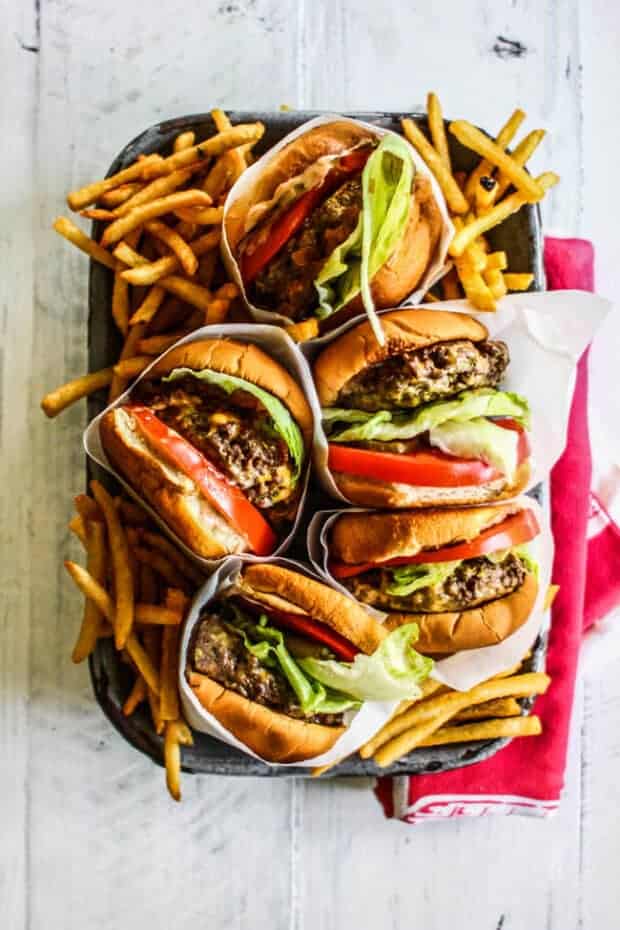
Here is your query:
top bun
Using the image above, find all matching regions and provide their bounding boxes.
[238,563,387,656]
[313,309,489,406]
[144,339,313,448]
[330,503,523,565]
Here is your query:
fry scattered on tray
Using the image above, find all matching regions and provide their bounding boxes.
[64,484,205,801]
[402,94,559,311]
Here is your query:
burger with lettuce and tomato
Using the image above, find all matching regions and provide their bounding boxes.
[100,340,313,559]
[314,309,531,508]
[327,503,541,654]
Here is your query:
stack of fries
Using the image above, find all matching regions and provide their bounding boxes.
[65,481,206,800]
[403,92,559,311]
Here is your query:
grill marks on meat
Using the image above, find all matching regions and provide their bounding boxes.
[251,177,363,320]
[133,377,296,511]
[337,340,510,412]
[344,552,527,613]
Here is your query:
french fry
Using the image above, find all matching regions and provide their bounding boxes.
[112,355,152,380]
[164,719,194,801]
[116,497,149,525]
[53,217,118,270]
[418,714,541,746]
[41,367,114,418]
[71,521,108,663]
[160,626,181,722]
[74,494,103,522]
[111,272,131,336]
[401,118,468,214]
[358,678,445,759]
[204,298,231,324]
[101,190,212,248]
[144,220,198,276]
[422,291,440,302]
[135,604,183,626]
[285,318,320,342]
[129,285,166,326]
[140,530,204,586]
[450,119,544,201]
[464,108,526,203]
[454,259,496,311]
[494,129,546,200]
[80,207,117,221]
[143,628,164,734]
[123,676,148,716]
[120,229,220,285]
[485,251,508,271]
[440,268,461,300]
[99,183,144,207]
[544,584,560,610]
[131,544,190,592]
[64,560,114,625]
[90,480,135,649]
[140,563,159,603]
[484,267,507,300]
[504,273,534,292]
[474,176,498,213]
[66,154,163,210]
[126,631,160,694]
[158,275,214,313]
[452,697,522,722]
[109,322,147,401]
[173,131,196,153]
[137,329,191,356]
[210,109,248,183]
[173,205,224,226]
[427,92,451,171]
[142,123,264,179]
[111,169,196,219]
[68,514,87,546]
[113,241,147,268]
[148,296,190,334]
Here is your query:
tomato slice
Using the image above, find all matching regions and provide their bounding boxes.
[329,510,540,579]
[328,444,502,488]
[127,405,277,556]
[240,148,372,284]
[237,596,359,661]
[494,417,531,462]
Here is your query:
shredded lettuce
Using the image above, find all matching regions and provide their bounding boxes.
[430,417,519,481]
[164,367,305,480]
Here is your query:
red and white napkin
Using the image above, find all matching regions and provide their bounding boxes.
[374,238,620,823]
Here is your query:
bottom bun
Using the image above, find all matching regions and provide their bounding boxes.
[187,671,345,762]
[385,571,538,653]
[333,461,531,509]
[100,408,247,559]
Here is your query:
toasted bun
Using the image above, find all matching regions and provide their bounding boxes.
[385,571,539,653]
[187,671,344,762]
[330,503,524,565]
[100,407,247,558]
[225,121,377,251]
[239,563,387,655]
[145,338,313,448]
[314,309,488,406]
[331,461,531,509]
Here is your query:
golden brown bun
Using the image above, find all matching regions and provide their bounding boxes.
[314,309,488,406]
[187,672,344,762]
[330,503,524,564]
[225,121,376,250]
[385,572,539,653]
[100,407,247,558]
[239,563,387,655]
[146,339,313,448]
[332,461,531,509]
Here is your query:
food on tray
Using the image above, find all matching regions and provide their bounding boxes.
[327,502,541,653]
[100,339,313,558]
[225,120,444,337]
[314,308,531,507]
[186,563,432,762]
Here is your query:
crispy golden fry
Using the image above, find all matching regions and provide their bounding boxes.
[544,584,560,610]
[53,217,118,269]
[401,118,468,214]
[41,367,114,418]
[135,604,183,626]
[453,697,522,722]
[204,298,231,324]
[142,124,264,179]
[101,190,212,247]
[120,229,220,285]
[504,273,534,291]
[140,530,204,586]
[74,494,103,522]
[484,267,507,300]
[203,156,236,200]
[419,714,541,746]
[144,220,199,276]
[129,285,166,326]
[440,268,461,300]
[113,241,147,268]
[160,626,181,722]
[284,318,320,342]
[157,275,214,313]
[112,272,131,336]
[91,480,135,649]
[131,544,190,592]
[455,258,496,311]
[494,129,546,200]
[123,676,148,716]
[474,176,497,213]
[450,119,544,201]
[64,560,114,623]
[126,631,160,694]
[80,207,117,221]
[210,109,248,184]
[173,131,196,153]
[66,153,163,210]
[164,719,194,801]
[109,322,147,401]
[112,355,152,379]
[173,205,224,226]
[464,108,526,202]
[137,330,190,356]
[143,628,164,734]
[68,514,87,546]
[427,92,451,171]
[485,251,508,271]
[99,183,144,207]
[71,521,108,663]
[358,679,445,759]
[422,291,440,302]
[111,168,194,220]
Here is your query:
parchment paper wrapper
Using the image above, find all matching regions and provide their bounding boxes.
[178,556,404,767]
[305,291,612,503]
[221,114,454,341]
[83,324,324,570]
[307,496,554,691]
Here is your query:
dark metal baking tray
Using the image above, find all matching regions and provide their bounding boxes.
[87,111,546,777]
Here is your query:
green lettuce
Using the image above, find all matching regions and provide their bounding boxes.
[430,417,519,481]
[314,133,416,319]
[299,624,433,702]
[164,367,305,480]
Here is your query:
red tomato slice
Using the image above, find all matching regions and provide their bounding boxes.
[328,444,502,488]
[329,510,540,579]
[237,596,359,661]
[127,405,277,556]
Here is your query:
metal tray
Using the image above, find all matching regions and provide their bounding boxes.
[87,111,546,777]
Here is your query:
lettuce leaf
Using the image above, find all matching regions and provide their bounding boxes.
[299,624,433,702]
[430,417,519,481]
[164,367,305,480]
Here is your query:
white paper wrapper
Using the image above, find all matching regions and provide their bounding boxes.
[221,114,454,341]
[305,291,613,503]
[307,496,554,691]
[83,324,324,569]
[178,556,403,767]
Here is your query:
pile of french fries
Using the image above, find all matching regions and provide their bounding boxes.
[403,92,559,311]
[65,480,206,800]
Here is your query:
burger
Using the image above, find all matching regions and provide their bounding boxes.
[224,121,444,332]
[186,563,432,762]
[314,309,532,507]
[326,503,541,654]
[100,340,313,559]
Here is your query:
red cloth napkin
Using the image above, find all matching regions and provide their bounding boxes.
[375,238,609,823]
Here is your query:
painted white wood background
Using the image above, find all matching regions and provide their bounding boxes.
[2,1,619,928]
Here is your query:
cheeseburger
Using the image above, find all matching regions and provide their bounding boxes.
[225,121,443,331]
[186,563,432,762]
[327,504,541,654]
[314,309,531,507]
[100,340,312,559]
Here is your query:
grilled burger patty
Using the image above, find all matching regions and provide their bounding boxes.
[190,608,343,726]
[251,176,363,320]
[337,339,510,412]
[343,552,527,613]
[133,377,296,510]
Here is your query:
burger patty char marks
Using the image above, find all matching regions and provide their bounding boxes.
[133,377,296,510]
[251,176,363,320]
[190,609,343,726]
[344,552,527,613]
[337,339,510,411]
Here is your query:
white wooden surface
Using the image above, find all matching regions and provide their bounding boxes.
[2,1,619,928]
